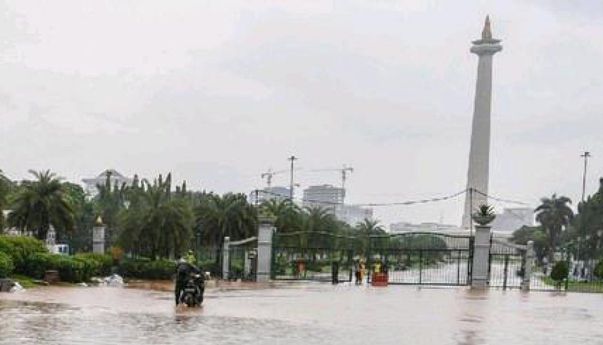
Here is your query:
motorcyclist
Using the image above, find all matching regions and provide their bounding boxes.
[175,253,203,306]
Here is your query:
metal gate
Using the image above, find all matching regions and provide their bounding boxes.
[488,237,526,289]
[271,231,355,283]
[228,237,258,281]
[368,232,473,286]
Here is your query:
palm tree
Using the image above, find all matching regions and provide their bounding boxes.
[535,194,574,261]
[260,199,302,233]
[302,206,336,233]
[0,170,12,231]
[95,171,128,245]
[195,193,257,247]
[355,218,385,235]
[118,173,193,259]
[7,170,75,241]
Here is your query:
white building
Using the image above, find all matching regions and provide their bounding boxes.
[302,184,372,225]
[491,207,534,233]
[389,221,459,233]
[249,186,291,204]
[335,205,373,226]
[302,184,344,210]
[82,169,133,197]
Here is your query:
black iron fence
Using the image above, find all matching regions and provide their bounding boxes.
[488,238,525,289]
[368,232,473,286]
[271,231,356,283]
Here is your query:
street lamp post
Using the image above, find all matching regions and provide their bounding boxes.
[581,151,591,202]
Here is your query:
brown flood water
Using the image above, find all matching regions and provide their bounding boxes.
[1,283,603,345]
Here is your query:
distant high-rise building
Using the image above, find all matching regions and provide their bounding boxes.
[335,205,373,227]
[82,169,133,197]
[302,184,372,225]
[249,186,291,204]
[302,184,344,210]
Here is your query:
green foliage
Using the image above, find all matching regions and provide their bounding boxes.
[74,253,113,276]
[472,204,496,226]
[7,170,75,241]
[117,259,175,280]
[22,252,100,282]
[195,192,257,246]
[0,251,14,278]
[550,261,569,283]
[535,194,573,261]
[511,226,549,263]
[594,261,603,280]
[0,170,13,231]
[0,235,48,273]
[118,173,194,259]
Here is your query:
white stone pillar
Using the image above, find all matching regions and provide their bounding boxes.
[471,225,491,288]
[521,240,535,291]
[256,215,275,283]
[461,16,503,228]
[222,236,230,279]
[92,217,105,254]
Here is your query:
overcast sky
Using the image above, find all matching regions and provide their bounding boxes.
[1,0,602,226]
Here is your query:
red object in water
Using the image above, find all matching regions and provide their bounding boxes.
[371,273,388,287]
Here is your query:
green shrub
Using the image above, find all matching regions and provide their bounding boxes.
[118,259,175,280]
[0,252,15,278]
[594,261,603,280]
[22,252,99,283]
[550,261,569,284]
[0,235,47,273]
[75,253,113,276]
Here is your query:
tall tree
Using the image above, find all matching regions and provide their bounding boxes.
[118,173,193,259]
[571,179,603,260]
[535,194,574,261]
[260,199,302,233]
[0,170,12,231]
[95,171,128,246]
[7,170,75,240]
[355,218,385,235]
[195,193,257,247]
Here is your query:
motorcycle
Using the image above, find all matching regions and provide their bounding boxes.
[179,273,204,307]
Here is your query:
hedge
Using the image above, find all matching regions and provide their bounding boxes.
[0,251,14,278]
[117,259,175,280]
[0,235,47,273]
[22,252,101,283]
[75,253,113,276]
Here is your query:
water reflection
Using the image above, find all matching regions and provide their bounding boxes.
[2,285,603,345]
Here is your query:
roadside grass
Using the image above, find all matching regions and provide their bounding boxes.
[10,274,39,289]
[542,276,603,293]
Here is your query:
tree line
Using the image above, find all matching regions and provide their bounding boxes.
[512,179,603,265]
[0,169,385,260]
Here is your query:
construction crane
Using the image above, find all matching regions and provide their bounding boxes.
[260,168,288,188]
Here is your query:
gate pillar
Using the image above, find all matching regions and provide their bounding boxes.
[521,240,534,291]
[222,236,230,279]
[471,225,491,288]
[256,215,276,283]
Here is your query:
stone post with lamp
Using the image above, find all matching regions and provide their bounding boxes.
[92,216,106,254]
[471,205,495,288]
[256,213,276,283]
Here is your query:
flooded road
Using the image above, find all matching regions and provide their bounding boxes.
[2,284,603,345]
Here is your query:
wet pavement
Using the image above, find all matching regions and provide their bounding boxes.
[1,283,603,345]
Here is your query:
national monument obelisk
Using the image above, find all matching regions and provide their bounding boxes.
[461,16,502,229]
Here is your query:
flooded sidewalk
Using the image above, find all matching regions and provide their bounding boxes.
[1,283,603,345]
